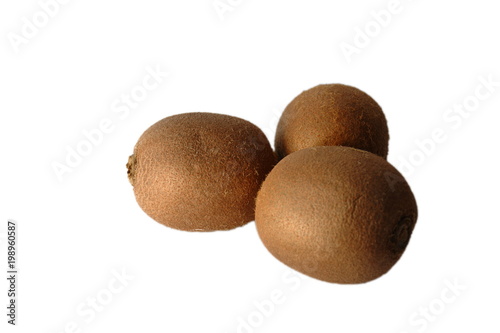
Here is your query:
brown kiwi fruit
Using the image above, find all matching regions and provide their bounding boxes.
[255,146,417,284]
[275,84,389,160]
[127,112,277,232]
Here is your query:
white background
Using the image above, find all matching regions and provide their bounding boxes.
[1,0,499,332]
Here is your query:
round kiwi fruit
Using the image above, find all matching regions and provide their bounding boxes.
[275,84,389,160]
[255,146,417,284]
[128,112,277,232]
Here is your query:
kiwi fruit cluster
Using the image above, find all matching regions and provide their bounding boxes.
[127,83,418,284]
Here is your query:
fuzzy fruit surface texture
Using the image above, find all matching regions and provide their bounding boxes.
[275,84,389,160]
[255,146,417,284]
[128,112,277,231]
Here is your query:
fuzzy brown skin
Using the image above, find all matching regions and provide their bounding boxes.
[275,84,389,160]
[128,112,277,232]
[255,146,417,284]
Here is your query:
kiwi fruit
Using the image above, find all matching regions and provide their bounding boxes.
[255,146,417,284]
[275,84,389,160]
[127,112,277,232]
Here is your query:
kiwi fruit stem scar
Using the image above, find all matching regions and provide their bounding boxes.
[127,154,137,186]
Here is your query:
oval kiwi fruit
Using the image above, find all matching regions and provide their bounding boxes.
[128,112,277,232]
[255,146,417,284]
[275,83,389,160]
